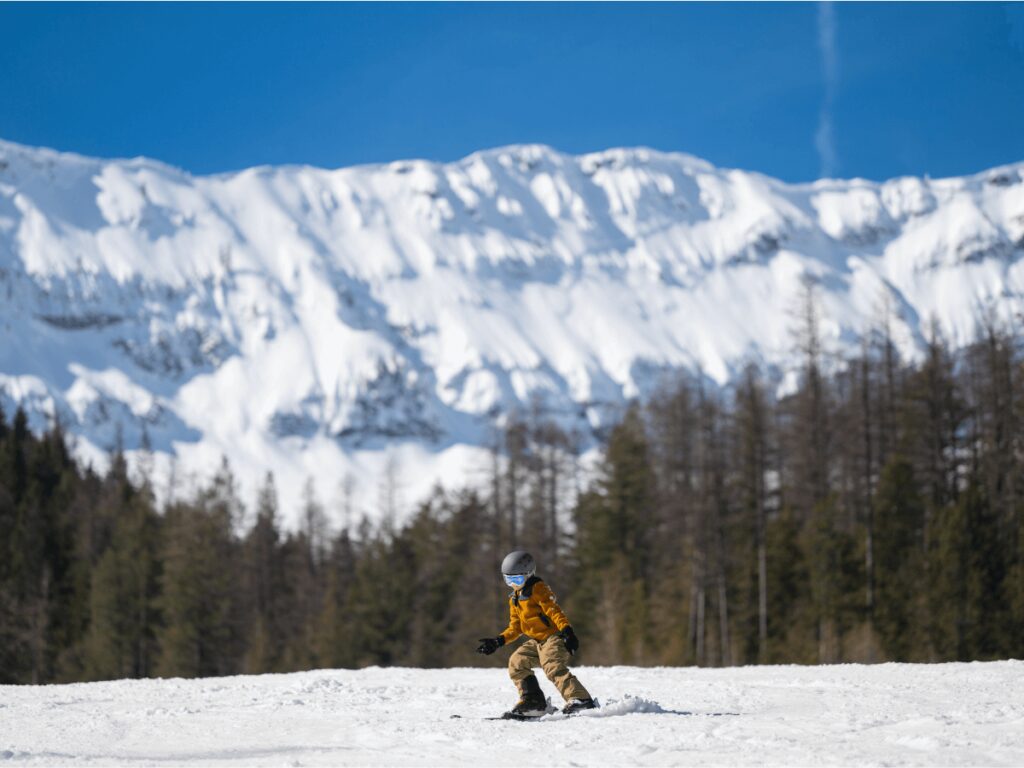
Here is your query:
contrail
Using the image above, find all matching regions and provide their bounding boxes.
[815,1,838,179]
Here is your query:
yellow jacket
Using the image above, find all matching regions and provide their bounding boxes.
[500,577,571,644]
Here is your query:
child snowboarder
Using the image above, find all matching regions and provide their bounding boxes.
[476,550,597,717]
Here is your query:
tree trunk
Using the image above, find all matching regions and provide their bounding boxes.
[695,584,706,666]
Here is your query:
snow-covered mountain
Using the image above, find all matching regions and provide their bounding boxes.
[2,138,1023,521]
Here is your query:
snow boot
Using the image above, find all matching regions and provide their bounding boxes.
[510,674,547,717]
[562,697,597,715]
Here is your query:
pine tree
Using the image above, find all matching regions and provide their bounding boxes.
[734,365,772,663]
[803,495,861,662]
[645,380,699,664]
[156,462,243,678]
[242,473,285,673]
[275,479,328,671]
[765,507,815,663]
[929,485,985,660]
[1006,539,1024,659]
[872,457,926,660]
[788,279,831,518]
[313,527,358,668]
[343,523,416,667]
[84,488,161,680]
[572,405,655,663]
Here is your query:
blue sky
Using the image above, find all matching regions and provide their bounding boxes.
[1,2,1022,182]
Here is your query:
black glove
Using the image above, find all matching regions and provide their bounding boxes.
[561,626,579,655]
[476,636,504,655]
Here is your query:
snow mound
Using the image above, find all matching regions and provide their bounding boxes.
[542,694,670,719]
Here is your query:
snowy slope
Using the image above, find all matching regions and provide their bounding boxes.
[2,138,1024,520]
[2,663,1023,766]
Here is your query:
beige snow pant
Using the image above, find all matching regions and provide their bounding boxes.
[508,634,591,702]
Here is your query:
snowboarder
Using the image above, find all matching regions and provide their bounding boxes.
[476,550,596,717]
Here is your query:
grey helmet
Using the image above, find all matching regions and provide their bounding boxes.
[501,550,536,587]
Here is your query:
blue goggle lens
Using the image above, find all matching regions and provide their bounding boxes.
[504,573,527,587]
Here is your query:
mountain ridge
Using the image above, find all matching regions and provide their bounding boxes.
[2,137,1022,522]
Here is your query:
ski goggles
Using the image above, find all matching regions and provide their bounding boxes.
[503,573,528,588]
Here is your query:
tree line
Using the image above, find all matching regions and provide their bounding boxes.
[1,306,1022,684]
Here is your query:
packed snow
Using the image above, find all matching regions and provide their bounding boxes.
[2,662,1023,766]
[2,138,1024,521]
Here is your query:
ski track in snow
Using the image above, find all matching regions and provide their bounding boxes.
[2,662,1023,766]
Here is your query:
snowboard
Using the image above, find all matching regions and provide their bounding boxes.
[451,699,598,721]
[449,711,549,721]
[490,711,547,721]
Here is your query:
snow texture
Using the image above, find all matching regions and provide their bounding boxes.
[1,663,1023,766]
[2,138,1024,521]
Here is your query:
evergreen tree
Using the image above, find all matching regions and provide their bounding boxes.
[765,507,815,663]
[929,484,985,660]
[734,365,772,663]
[242,473,285,673]
[313,527,357,669]
[156,462,243,678]
[802,495,861,663]
[84,489,161,680]
[343,523,416,667]
[872,457,926,660]
[572,405,655,664]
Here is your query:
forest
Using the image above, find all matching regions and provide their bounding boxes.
[2,296,1023,684]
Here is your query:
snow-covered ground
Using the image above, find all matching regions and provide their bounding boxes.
[2,662,1023,766]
